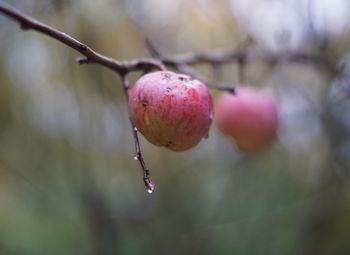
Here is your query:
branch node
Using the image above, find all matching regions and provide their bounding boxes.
[20,22,29,30]
[80,44,88,52]
[77,56,89,64]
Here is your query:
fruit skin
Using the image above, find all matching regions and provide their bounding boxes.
[128,71,214,152]
[216,86,278,151]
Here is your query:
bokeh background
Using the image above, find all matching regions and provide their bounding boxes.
[0,0,350,254]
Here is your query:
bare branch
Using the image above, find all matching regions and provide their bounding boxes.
[176,63,235,93]
[0,1,165,74]
[162,49,246,66]
[121,74,155,193]
[144,36,338,81]
[0,2,334,81]
[145,37,236,93]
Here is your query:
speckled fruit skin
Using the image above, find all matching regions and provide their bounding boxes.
[128,71,214,152]
[216,86,278,151]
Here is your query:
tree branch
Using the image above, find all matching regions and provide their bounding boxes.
[121,74,155,193]
[0,1,335,80]
[145,37,237,92]
[0,1,165,74]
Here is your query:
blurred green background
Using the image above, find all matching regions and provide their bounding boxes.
[0,1,350,254]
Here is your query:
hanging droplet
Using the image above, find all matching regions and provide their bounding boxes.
[133,155,138,161]
[134,127,138,132]
[147,188,154,194]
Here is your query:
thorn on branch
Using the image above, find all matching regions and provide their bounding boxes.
[77,56,89,64]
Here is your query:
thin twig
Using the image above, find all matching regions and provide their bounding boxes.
[161,49,246,66]
[145,37,236,93]
[0,1,165,74]
[176,63,235,93]
[0,1,335,80]
[121,74,155,193]
[161,48,333,70]
[145,37,338,78]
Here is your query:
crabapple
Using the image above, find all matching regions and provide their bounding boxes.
[128,71,214,152]
[216,86,278,151]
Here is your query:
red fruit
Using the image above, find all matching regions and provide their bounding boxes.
[216,86,278,151]
[128,71,214,152]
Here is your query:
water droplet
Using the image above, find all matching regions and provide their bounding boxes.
[145,114,150,125]
[161,72,172,81]
[209,112,214,120]
[147,189,153,194]
[183,97,188,102]
[165,87,172,94]
[133,155,138,161]
[134,127,138,132]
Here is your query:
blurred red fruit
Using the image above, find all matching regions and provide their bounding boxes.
[128,71,214,151]
[216,86,278,151]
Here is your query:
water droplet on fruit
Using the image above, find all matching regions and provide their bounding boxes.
[161,72,172,81]
[144,114,150,125]
[209,112,214,120]
[192,79,200,85]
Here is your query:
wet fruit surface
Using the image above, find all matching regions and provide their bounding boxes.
[128,71,214,151]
